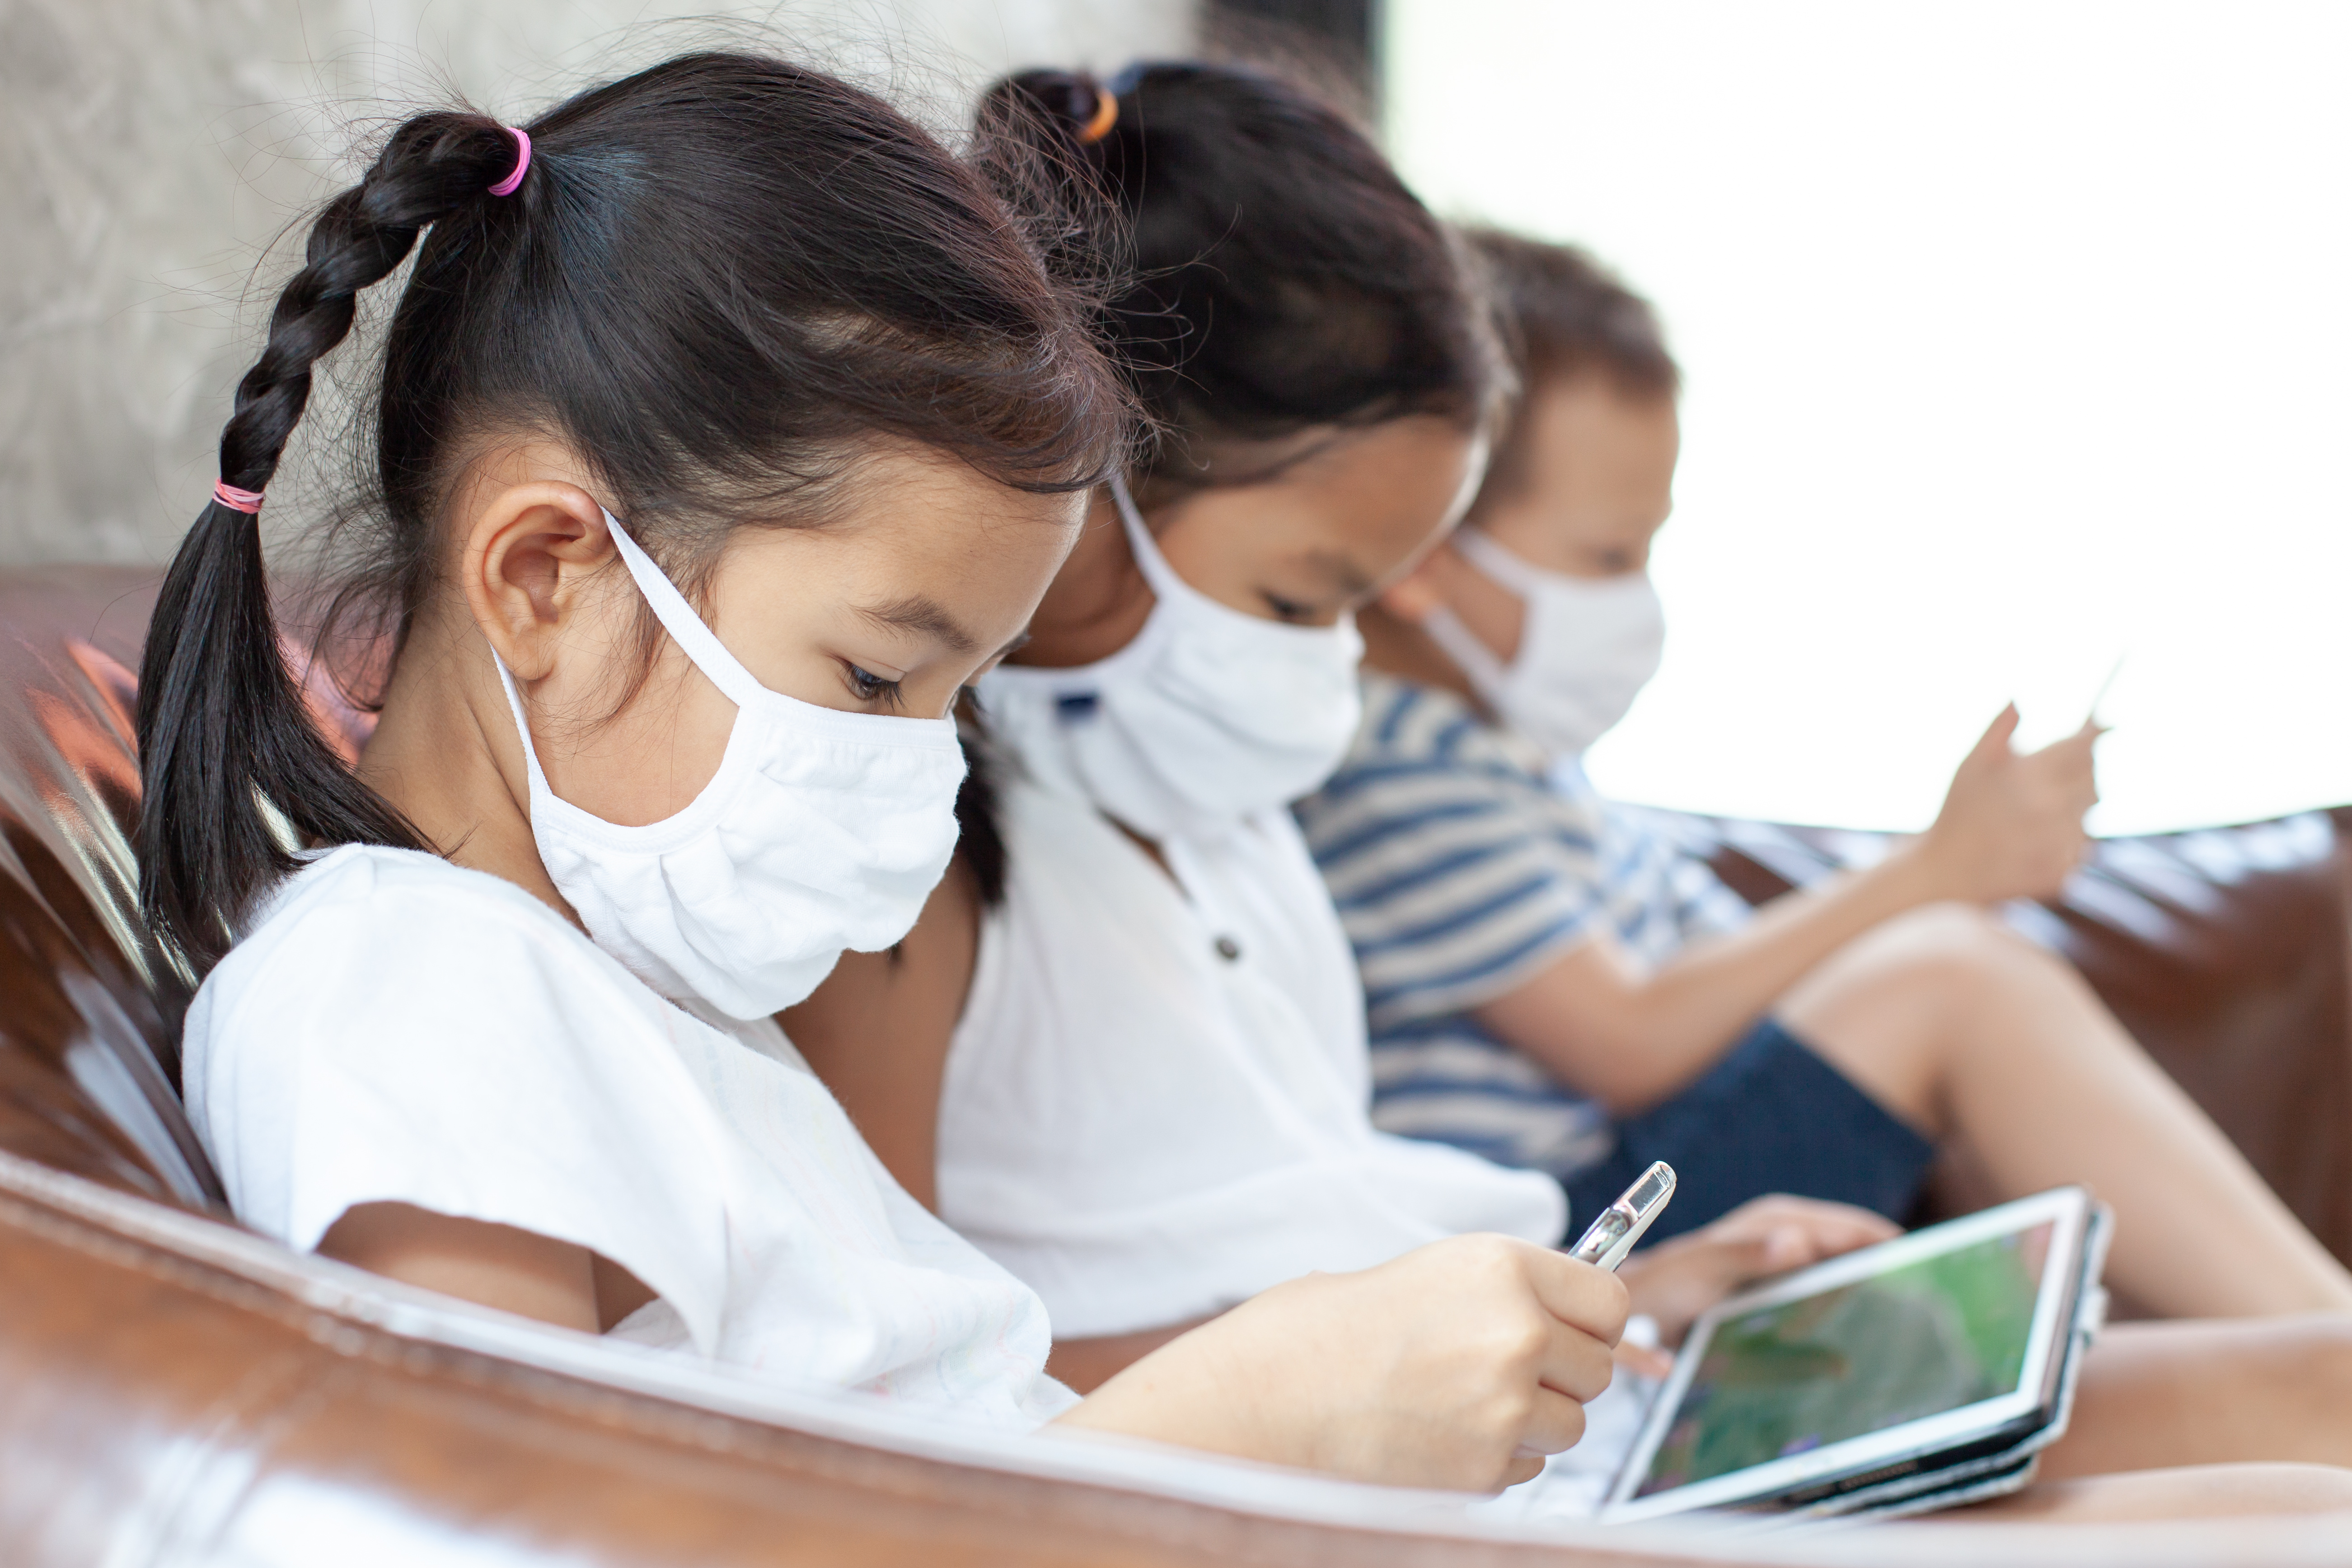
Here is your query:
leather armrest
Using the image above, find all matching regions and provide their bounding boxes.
[1677,812,2352,1264]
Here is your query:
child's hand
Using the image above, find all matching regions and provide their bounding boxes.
[1612,1196,1898,1376]
[1915,705,2101,905]
[1058,1234,1628,1493]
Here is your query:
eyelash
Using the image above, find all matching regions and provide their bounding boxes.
[843,662,906,711]
[1263,593,1313,623]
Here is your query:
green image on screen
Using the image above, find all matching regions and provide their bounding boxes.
[1635,1222,2053,1498]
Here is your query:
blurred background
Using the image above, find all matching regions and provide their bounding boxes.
[6,0,2346,835]
[0,0,1195,562]
[1385,1,2352,836]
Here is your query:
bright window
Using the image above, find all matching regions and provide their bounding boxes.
[1385,1,2352,833]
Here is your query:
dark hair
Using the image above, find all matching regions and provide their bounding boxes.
[1468,228,1678,400]
[978,62,1507,487]
[1463,229,1677,518]
[136,51,1128,972]
[950,695,1009,910]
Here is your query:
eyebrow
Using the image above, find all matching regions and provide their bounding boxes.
[855,595,978,655]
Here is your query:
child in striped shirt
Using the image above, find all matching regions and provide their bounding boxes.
[1296,229,2352,1322]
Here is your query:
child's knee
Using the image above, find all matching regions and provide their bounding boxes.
[1794,903,2021,1015]
[1851,902,2069,1003]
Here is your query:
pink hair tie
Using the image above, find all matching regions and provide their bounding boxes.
[488,127,532,197]
[213,481,265,515]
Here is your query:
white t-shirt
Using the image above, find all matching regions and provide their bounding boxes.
[937,776,1569,1338]
[185,844,1072,1430]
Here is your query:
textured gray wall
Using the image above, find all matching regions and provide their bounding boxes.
[0,0,1194,566]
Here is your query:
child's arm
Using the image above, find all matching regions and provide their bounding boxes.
[316,1201,653,1331]
[327,1203,1629,1493]
[1057,1235,1626,1492]
[1064,1207,1903,1490]
[1476,708,2099,1113]
[1047,1318,1212,1393]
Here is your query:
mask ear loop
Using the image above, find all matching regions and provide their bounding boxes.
[1451,526,1548,596]
[1420,528,1529,700]
[599,510,768,711]
[1106,474,1199,606]
[489,507,766,808]
[1105,475,1366,656]
[1418,603,1518,701]
[490,651,558,799]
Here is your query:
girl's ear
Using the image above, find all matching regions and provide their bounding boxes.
[460,482,619,680]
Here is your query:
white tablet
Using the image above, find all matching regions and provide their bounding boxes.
[1601,1187,2094,1523]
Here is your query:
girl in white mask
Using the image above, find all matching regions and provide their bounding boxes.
[1303,230,2352,1327]
[793,64,1595,1400]
[144,56,1649,1493]
[786,70,2352,1526]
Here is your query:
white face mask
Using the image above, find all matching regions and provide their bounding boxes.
[976,475,1365,840]
[495,511,967,1019]
[1419,528,1666,761]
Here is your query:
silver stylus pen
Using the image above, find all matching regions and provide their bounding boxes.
[1565,1161,1677,1273]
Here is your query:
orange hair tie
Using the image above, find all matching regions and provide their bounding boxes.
[1077,89,1119,145]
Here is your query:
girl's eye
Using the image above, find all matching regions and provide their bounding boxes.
[843,662,904,708]
[1263,592,1313,623]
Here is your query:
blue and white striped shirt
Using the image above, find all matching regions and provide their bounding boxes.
[1294,672,1750,1180]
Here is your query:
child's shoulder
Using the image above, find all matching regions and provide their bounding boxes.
[185,844,699,1146]
[208,843,635,1031]
[1334,671,1551,784]
[243,843,573,950]
[258,839,550,915]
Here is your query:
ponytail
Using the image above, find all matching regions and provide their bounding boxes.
[141,55,1127,974]
[137,115,525,970]
[976,62,1507,478]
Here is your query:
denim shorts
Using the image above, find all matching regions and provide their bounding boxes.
[1558,1016,1935,1246]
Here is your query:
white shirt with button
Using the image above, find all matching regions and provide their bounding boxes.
[937,773,1569,1339]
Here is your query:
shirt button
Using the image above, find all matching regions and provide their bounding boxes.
[1213,935,1242,962]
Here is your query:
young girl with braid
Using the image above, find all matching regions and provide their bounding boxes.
[146,51,1641,1488]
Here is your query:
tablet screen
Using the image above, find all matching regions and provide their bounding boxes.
[1633,1221,2054,1498]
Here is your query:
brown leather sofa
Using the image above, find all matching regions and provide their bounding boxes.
[1686,810,2352,1267]
[5,566,2348,1566]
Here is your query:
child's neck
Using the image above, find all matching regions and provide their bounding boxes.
[356,608,580,928]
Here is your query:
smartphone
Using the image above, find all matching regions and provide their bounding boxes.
[1566,1161,1677,1273]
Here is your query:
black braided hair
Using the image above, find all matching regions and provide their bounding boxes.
[137,115,515,969]
[975,61,1509,487]
[138,53,1129,974]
